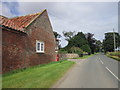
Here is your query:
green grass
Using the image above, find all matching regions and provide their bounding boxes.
[106,52,120,61]
[71,53,98,59]
[0,75,2,90]
[2,60,75,88]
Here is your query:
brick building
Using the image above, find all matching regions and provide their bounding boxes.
[0,9,56,73]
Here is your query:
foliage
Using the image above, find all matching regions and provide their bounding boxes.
[66,32,91,53]
[81,44,91,54]
[85,33,97,54]
[53,31,61,39]
[107,51,120,57]
[3,60,75,88]
[59,48,68,54]
[103,32,120,52]
[72,53,95,59]
[53,31,62,48]
[106,51,120,61]
[63,31,76,41]
[95,40,102,46]
[68,46,84,57]
[63,31,101,54]
[94,40,102,52]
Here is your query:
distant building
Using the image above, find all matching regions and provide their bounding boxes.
[0,10,56,73]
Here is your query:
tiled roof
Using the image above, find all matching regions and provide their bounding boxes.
[0,10,46,33]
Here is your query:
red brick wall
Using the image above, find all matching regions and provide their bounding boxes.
[2,29,27,73]
[2,10,56,73]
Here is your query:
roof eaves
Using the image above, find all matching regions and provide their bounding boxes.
[1,25,26,34]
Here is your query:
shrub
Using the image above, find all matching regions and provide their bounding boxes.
[106,51,120,61]
[68,46,83,57]
[81,44,91,54]
[59,48,68,54]
[108,52,120,56]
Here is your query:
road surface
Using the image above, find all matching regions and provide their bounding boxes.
[53,53,119,88]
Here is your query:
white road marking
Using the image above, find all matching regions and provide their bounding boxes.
[99,58,104,64]
[99,57,120,82]
[105,67,120,82]
[100,60,103,64]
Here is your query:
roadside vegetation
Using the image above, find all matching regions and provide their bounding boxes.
[62,31,102,55]
[53,31,102,61]
[3,60,75,88]
[102,32,120,61]
[106,51,120,61]
[54,31,120,61]
[54,31,102,57]
[103,32,120,53]
[71,53,98,59]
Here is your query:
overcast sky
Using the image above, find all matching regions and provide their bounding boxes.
[1,2,118,47]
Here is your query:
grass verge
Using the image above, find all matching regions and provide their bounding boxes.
[2,60,75,88]
[106,52,120,61]
[71,53,98,59]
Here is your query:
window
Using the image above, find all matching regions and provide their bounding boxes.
[36,41,44,53]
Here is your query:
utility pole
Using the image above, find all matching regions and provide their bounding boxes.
[113,28,116,52]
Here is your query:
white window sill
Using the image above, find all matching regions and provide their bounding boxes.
[36,51,45,53]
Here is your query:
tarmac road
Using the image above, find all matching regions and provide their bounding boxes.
[54,53,119,88]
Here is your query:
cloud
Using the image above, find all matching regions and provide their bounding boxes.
[1,2,118,47]
[2,2,20,17]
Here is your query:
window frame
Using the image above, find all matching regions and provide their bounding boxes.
[36,40,45,53]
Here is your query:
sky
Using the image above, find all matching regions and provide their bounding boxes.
[1,1,118,47]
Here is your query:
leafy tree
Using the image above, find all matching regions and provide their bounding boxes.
[63,31,101,54]
[94,40,102,52]
[53,31,61,39]
[53,31,62,48]
[85,33,96,54]
[68,32,89,47]
[95,40,102,46]
[65,32,91,54]
[103,32,120,52]
[81,44,91,54]
[63,31,76,41]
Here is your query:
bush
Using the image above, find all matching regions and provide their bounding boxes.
[68,46,83,57]
[81,44,91,54]
[106,51,120,61]
[83,51,88,55]
[59,48,68,54]
[107,52,120,56]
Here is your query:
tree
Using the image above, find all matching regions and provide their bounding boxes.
[94,40,102,52]
[63,31,76,41]
[95,40,102,46]
[81,44,91,54]
[53,31,61,39]
[68,32,89,47]
[103,32,120,52]
[65,32,91,54]
[53,31,62,48]
[85,33,96,54]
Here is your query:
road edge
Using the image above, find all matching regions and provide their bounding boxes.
[51,63,76,88]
